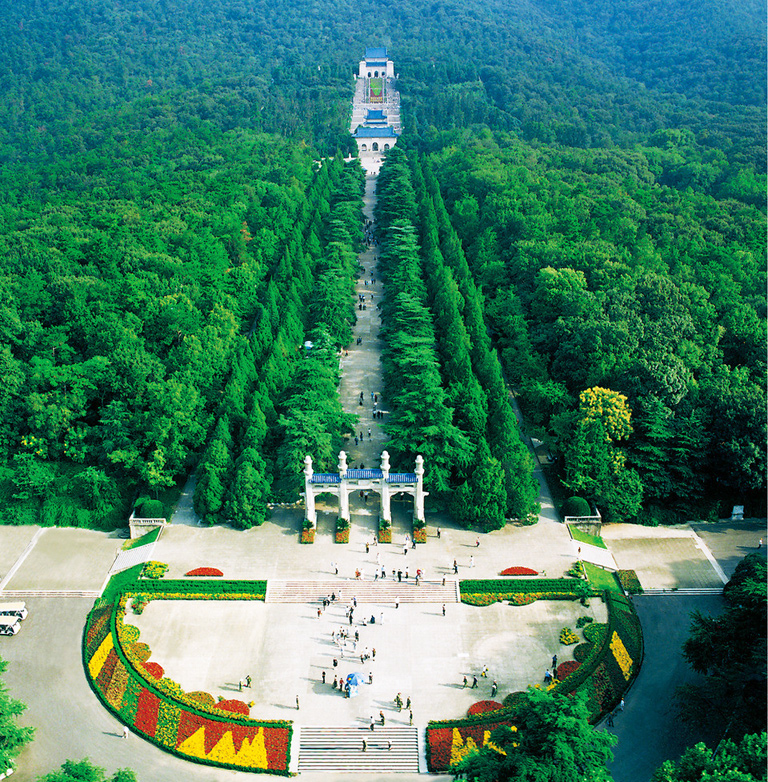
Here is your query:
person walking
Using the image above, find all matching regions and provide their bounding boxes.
[552,654,558,669]
[395,597,400,609]
[463,675,468,688]
[409,709,413,725]
[475,538,480,547]
[380,711,385,726]
[490,680,498,698]
[437,527,441,539]
[544,670,553,684]
[122,725,129,739]
[296,695,300,710]
[472,676,478,689]
[470,556,474,568]
[322,671,326,684]
[362,739,367,752]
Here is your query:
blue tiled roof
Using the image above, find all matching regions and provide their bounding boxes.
[366,61,387,67]
[311,473,340,484]
[367,110,386,119]
[365,47,387,59]
[346,469,384,480]
[354,127,398,138]
[387,473,417,483]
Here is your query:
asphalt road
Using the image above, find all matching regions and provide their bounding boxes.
[606,594,724,782]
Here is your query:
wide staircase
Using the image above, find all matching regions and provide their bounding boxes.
[267,579,458,604]
[298,726,419,773]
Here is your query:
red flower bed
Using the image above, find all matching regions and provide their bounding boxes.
[184,567,224,577]
[134,688,160,737]
[335,529,349,543]
[378,528,392,543]
[413,527,427,543]
[214,699,250,716]
[300,528,315,543]
[467,700,503,716]
[556,660,581,680]
[500,566,539,576]
[142,661,165,680]
[427,727,452,771]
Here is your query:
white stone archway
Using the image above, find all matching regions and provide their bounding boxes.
[302,451,427,528]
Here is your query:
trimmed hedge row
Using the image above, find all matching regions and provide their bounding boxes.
[460,578,580,595]
[136,579,267,596]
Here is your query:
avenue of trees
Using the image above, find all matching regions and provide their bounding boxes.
[375,147,538,528]
[0,0,762,528]
[416,127,765,522]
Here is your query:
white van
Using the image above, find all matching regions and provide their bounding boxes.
[0,603,27,621]
[0,616,21,636]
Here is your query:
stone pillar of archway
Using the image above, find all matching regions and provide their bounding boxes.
[303,455,316,526]
[380,450,391,522]
[338,450,350,521]
[414,454,427,522]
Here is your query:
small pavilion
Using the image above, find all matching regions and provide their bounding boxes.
[303,450,427,526]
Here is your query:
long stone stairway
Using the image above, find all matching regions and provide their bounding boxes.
[266,579,458,604]
[298,726,419,773]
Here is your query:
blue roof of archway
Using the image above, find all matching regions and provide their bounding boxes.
[365,47,387,59]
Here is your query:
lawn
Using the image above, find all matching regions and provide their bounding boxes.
[583,561,620,592]
[570,525,608,549]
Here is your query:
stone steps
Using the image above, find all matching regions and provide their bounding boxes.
[267,579,458,604]
[298,726,419,773]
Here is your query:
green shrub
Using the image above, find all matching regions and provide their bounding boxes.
[583,622,608,643]
[139,498,165,518]
[573,642,592,662]
[576,616,594,628]
[560,627,579,645]
[141,561,169,579]
[562,496,591,517]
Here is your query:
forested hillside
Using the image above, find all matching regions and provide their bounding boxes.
[0,0,764,527]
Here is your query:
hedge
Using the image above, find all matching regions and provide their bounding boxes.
[135,579,267,597]
[460,578,581,596]
[84,593,290,774]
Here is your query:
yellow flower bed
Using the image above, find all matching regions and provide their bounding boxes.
[610,631,633,680]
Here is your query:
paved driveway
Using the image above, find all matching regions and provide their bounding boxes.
[605,594,723,782]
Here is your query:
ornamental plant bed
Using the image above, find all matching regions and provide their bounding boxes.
[467,700,503,716]
[300,528,315,544]
[132,579,267,598]
[84,591,293,774]
[335,529,349,543]
[556,660,581,680]
[378,528,392,543]
[499,567,539,576]
[616,569,643,594]
[460,578,583,596]
[413,527,427,543]
[185,568,224,577]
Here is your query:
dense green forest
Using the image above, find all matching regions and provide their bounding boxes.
[0,0,764,526]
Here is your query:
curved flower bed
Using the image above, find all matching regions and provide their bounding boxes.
[556,660,581,679]
[467,700,503,716]
[499,567,538,576]
[84,580,291,775]
[426,585,643,772]
[185,568,224,577]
